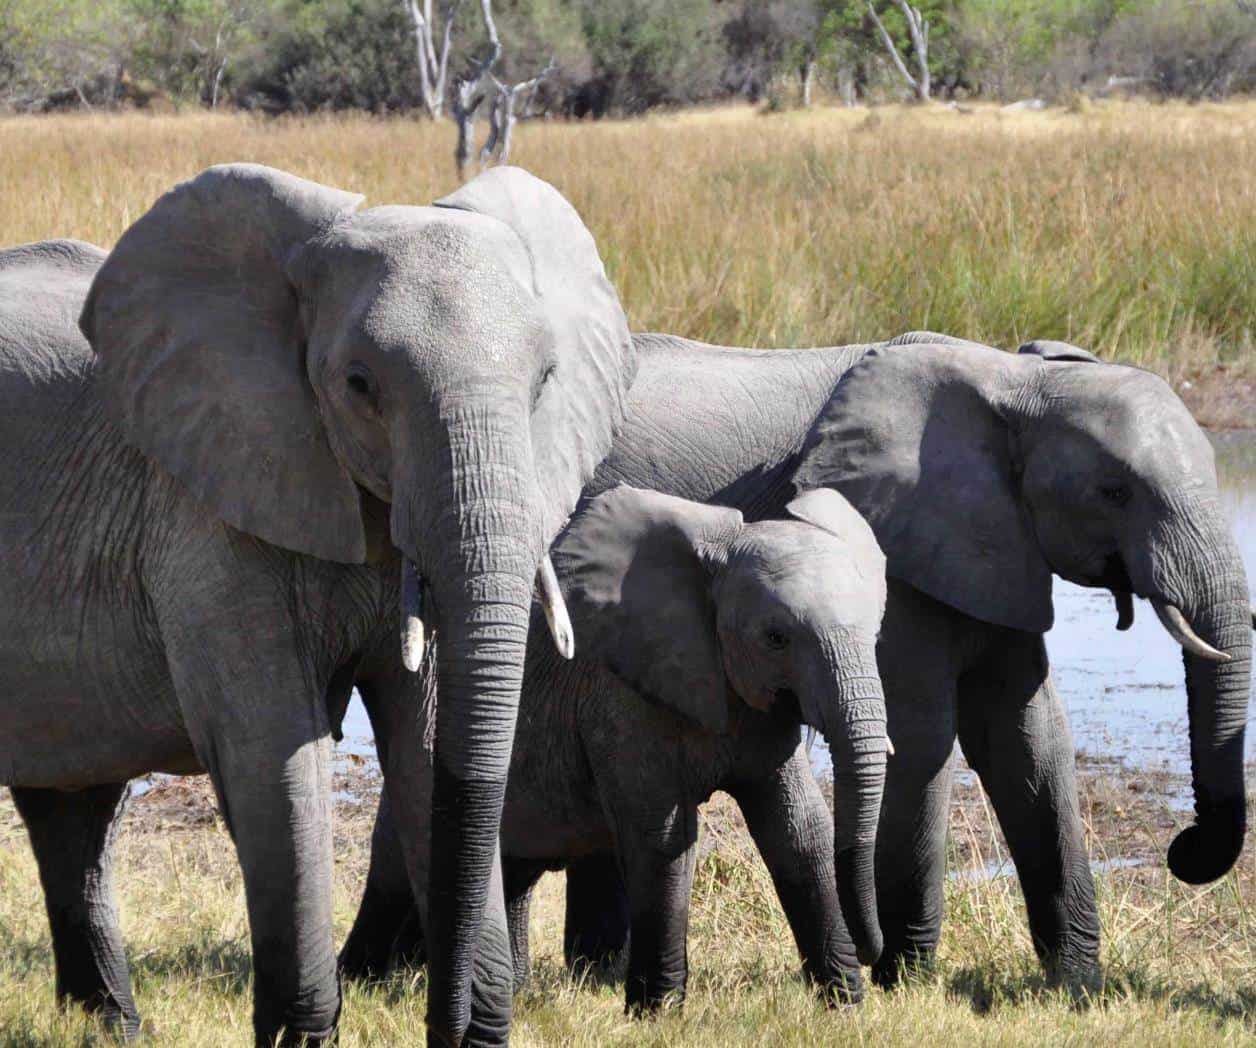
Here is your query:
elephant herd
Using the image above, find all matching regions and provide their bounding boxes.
[0,164,1250,1047]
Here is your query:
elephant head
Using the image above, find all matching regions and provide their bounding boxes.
[795,337,1252,885]
[556,483,888,965]
[79,164,634,1041]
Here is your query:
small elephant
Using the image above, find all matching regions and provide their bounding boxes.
[0,161,633,1045]
[342,482,890,1014]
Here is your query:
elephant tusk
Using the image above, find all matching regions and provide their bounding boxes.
[537,554,575,660]
[400,559,426,673]
[1113,590,1134,631]
[886,736,895,757]
[1152,601,1231,663]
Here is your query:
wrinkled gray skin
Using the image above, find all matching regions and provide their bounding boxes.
[354,331,1251,1003]
[343,482,889,1011]
[0,162,633,1047]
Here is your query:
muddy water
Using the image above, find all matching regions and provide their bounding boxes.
[341,433,1256,778]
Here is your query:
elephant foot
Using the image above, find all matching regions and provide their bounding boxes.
[1044,954,1104,1002]
[814,966,864,1007]
[871,944,936,990]
[254,1018,339,1047]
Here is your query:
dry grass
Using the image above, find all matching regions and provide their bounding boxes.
[0,761,1252,1047]
[0,100,1253,397]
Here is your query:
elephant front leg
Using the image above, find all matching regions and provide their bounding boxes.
[563,854,630,980]
[613,804,699,1014]
[729,747,862,1004]
[957,635,1101,991]
[873,601,960,989]
[341,789,426,982]
[13,782,141,1042]
[207,732,341,1046]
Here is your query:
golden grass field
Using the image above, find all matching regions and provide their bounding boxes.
[0,761,1252,1047]
[0,103,1253,1045]
[1,101,1254,389]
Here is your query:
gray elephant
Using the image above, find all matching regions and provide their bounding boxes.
[0,161,634,1045]
[342,481,889,1012]
[354,331,1252,1003]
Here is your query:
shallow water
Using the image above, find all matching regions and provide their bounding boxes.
[340,432,1256,778]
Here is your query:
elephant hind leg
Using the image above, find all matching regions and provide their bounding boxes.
[956,634,1101,991]
[13,781,142,1042]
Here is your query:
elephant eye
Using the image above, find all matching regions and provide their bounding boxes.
[1099,483,1131,507]
[345,364,378,407]
[764,627,789,651]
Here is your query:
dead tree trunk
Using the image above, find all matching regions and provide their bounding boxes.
[480,60,555,167]
[404,0,461,120]
[867,0,931,102]
[800,59,815,107]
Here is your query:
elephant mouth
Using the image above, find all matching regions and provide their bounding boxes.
[773,686,803,722]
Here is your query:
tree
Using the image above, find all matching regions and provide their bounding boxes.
[867,0,931,100]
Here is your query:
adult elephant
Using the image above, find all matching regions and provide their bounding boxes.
[0,161,634,1045]
[355,331,1251,997]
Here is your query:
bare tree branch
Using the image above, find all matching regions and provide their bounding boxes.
[867,0,931,101]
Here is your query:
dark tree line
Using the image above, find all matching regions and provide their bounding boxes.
[1,0,1253,115]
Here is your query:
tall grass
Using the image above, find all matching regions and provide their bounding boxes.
[1,101,1253,380]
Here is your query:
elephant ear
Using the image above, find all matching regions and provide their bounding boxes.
[81,164,368,563]
[1019,339,1101,363]
[793,342,1053,633]
[785,488,885,580]
[553,484,743,734]
[435,167,635,541]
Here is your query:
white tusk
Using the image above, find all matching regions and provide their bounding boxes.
[1113,591,1134,631]
[886,736,896,757]
[537,554,575,660]
[1152,601,1231,663]
[400,559,426,673]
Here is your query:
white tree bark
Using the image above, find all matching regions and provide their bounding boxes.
[404,0,463,120]
[867,0,931,101]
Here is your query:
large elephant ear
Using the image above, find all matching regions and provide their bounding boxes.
[81,164,368,563]
[435,167,635,540]
[793,342,1054,633]
[554,484,743,734]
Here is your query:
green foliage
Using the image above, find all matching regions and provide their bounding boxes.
[0,0,1252,111]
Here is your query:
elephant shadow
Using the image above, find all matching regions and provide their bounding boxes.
[947,965,1256,1026]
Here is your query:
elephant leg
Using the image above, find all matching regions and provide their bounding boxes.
[503,858,547,992]
[956,635,1101,990]
[873,588,960,988]
[205,731,340,1046]
[340,789,424,983]
[12,781,141,1041]
[562,854,630,980]
[729,747,862,1004]
[615,805,699,1014]
[358,667,514,1045]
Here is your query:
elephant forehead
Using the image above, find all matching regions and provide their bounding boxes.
[1042,365,1215,483]
[728,526,886,619]
[324,209,544,371]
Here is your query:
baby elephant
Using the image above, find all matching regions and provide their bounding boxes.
[343,484,889,1015]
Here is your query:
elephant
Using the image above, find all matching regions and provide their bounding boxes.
[340,481,889,1013]
[0,161,635,1045]
[352,330,1252,1005]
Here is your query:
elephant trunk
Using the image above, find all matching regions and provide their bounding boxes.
[1138,506,1251,884]
[393,402,542,1046]
[819,637,887,966]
